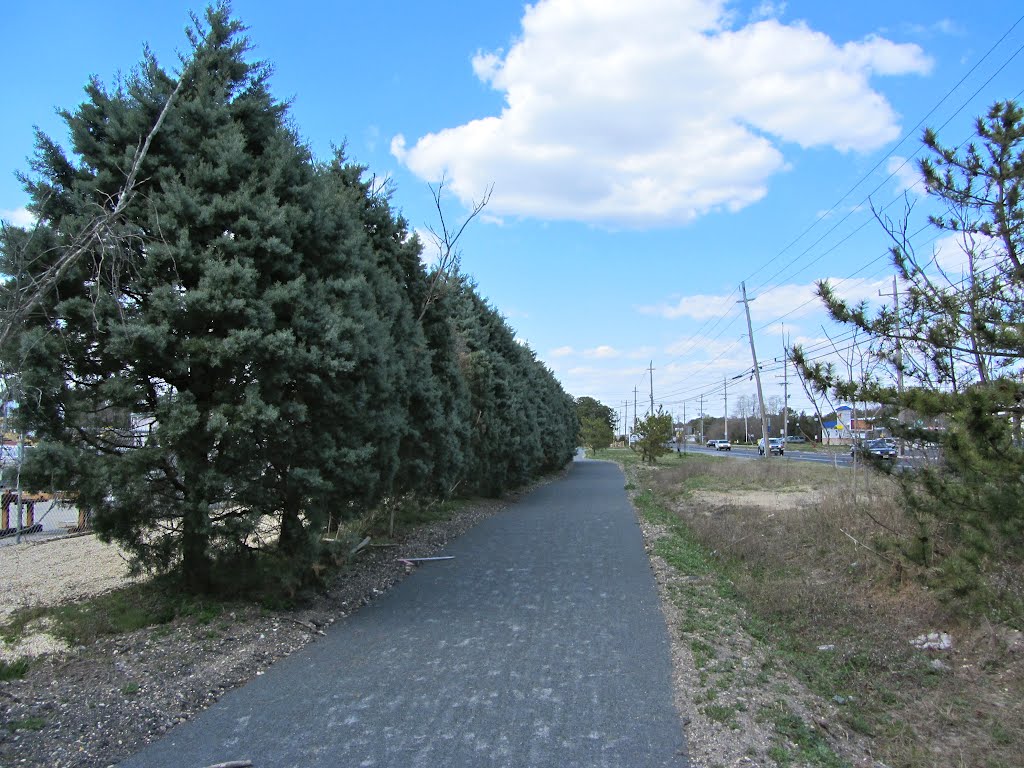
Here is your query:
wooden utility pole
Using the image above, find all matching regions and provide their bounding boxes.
[633,387,639,429]
[879,275,906,455]
[623,400,629,443]
[740,282,771,458]
[682,400,687,452]
[699,393,704,444]
[723,376,729,442]
[782,323,789,443]
[648,361,655,417]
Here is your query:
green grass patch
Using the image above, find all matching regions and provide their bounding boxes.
[1,579,232,648]
[690,638,717,668]
[704,703,738,726]
[5,716,46,732]
[0,658,30,681]
[759,703,847,768]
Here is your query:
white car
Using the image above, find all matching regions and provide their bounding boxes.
[709,439,731,451]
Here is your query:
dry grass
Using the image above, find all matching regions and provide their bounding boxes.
[634,454,1024,768]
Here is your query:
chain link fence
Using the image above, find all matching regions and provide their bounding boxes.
[0,490,87,545]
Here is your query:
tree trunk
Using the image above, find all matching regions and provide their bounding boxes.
[279,485,305,557]
[181,501,212,593]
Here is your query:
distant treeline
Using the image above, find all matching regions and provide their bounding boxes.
[0,6,577,593]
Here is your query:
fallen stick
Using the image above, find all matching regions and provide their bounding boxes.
[350,536,371,556]
[398,556,455,565]
[840,528,901,567]
[202,761,253,768]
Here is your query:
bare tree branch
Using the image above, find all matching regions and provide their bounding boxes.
[1,71,186,352]
[418,175,493,323]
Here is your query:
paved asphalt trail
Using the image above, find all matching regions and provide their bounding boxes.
[123,458,688,767]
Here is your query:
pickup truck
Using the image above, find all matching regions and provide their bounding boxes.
[757,437,785,456]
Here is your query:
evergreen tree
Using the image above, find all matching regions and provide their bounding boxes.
[632,408,673,464]
[794,100,1024,600]
[5,7,335,591]
[1,4,579,595]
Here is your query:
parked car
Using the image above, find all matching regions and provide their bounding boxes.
[784,435,807,443]
[758,437,785,455]
[709,439,731,451]
[851,438,897,460]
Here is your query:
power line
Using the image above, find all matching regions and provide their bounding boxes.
[740,13,1024,292]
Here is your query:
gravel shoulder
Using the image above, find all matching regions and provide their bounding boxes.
[636,513,886,768]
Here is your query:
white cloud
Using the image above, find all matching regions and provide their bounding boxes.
[929,231,1000,276]
[638,293,738,320]
[549,345,575,357]
[626,345,658,360]
[0,207,36,228]
[364,125,381,152]
[745,282,824,321]
[903,19,963,38]
[886,156,923,196]
[665,333,744,357]
[584,345,620,359]
[392,0,931,227]
[411,226,441,268]
[640,282,824,322]
[750,1,786,22]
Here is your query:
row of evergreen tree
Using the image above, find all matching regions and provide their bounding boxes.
[0,7,577,593]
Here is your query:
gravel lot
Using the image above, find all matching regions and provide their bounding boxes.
[0,535,136,624]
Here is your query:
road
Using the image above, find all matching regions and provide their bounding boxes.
[122,458,688,768]
[676,443,914,467]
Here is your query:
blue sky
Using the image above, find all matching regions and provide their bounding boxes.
[3,1,1023,427]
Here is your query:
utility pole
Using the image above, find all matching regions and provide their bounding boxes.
[879,275,906,455]
[682,400,687,453]
[648,361,655,417]
[633,387,639,429]
[740,282,771,458]
[782,323,789,443]
[623,400,629,443]
[699,393,704,445]
[723,376,729,442]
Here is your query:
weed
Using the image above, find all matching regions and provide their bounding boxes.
[0,579,241,648]
[704,703,737,726]
[0,658,29,681]
[761,703,846,768]
[121,682,140,696]
[179,600,222,626]
[990,720,1013,746]
[5,716,45,732]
